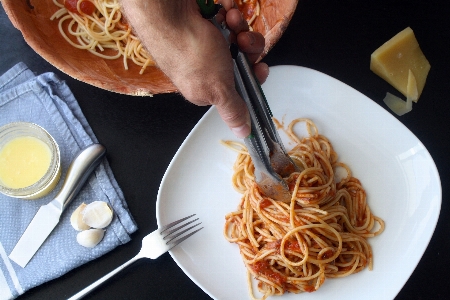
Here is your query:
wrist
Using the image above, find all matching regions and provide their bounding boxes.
[120,0,200,51]
[120,0,198,28]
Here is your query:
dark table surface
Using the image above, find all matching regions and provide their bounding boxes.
[1,0,449,299]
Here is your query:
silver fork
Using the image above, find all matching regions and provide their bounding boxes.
[68,214,203,300]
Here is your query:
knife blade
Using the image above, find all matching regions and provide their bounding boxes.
[9,143,106,268]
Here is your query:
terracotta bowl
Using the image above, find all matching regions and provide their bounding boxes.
[2,0,298,96]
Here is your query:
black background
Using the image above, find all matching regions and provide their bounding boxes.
[1,0,449,299]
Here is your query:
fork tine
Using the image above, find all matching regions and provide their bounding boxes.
[159,214,196,232]
[160,214,203,251]
[165,226,203,252]
[164,223,202,243]
[162,217,199,238]
[159,214,203,247]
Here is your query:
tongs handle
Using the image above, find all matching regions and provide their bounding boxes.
[230,37,296,202]
[199,3,297,201]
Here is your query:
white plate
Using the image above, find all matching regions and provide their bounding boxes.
[156,66,441,300]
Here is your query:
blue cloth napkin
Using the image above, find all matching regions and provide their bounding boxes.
[0,63,138,300]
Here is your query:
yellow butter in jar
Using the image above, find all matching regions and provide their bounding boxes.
[0,122,61,199]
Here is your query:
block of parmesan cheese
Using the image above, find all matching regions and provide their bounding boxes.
[370,27,430,102]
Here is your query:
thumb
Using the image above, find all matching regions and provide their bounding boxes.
[215,91,251,138]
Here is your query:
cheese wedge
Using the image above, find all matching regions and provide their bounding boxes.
[370,27,430,101]
[383,92,412,116]
[406,69,418,102]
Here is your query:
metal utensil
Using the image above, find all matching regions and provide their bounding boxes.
[67,214,203,300]
[9,143,106,267]
[200,3,299,202]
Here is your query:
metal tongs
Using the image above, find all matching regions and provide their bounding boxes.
[199,1,299,202]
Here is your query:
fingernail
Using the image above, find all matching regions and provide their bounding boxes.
[246,32,255,45]
[261,63,269,74]
[231,123,251,138]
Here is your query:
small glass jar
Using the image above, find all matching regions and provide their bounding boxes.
[0,122,61,199]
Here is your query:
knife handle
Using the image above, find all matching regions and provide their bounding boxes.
[53,144,106,211]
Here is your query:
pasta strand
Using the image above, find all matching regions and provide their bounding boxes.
[223,118,385,298]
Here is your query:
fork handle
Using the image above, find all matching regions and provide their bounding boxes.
[68,255,143,300]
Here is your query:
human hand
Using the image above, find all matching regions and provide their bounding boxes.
[120,0,269,138]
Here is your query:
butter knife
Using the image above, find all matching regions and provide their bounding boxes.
[9,143,106,268]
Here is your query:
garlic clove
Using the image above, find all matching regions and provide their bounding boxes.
[76,228,105,248]
[70,203,90,231]
[82,201,113,229]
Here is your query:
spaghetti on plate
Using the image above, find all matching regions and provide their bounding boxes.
[223,118,384,299]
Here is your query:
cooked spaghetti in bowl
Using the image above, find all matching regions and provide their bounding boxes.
[2,0,298,96]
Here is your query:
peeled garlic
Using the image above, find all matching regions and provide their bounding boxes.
[70,203,90,231]
[77,229,105,248]
[82,201,113,229]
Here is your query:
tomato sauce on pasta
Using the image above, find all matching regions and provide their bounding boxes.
[223,118,384,299]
